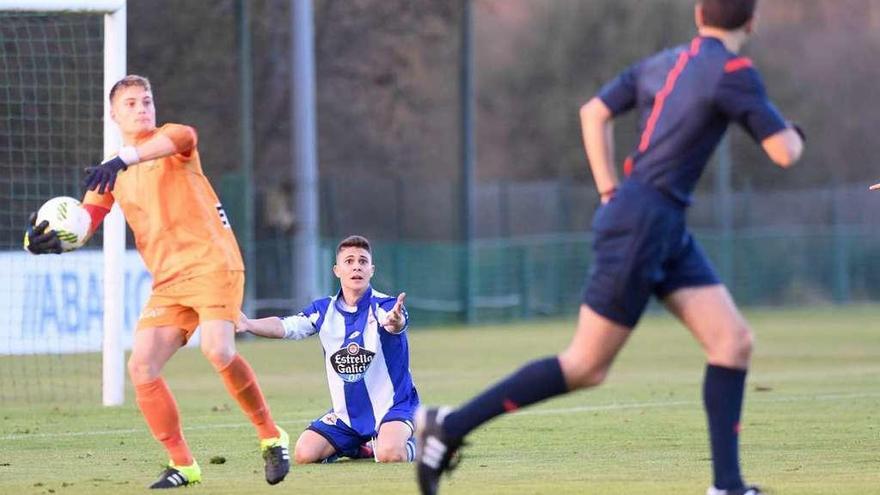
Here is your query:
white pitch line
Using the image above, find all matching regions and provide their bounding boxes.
[2,391,879,442]
[514,391,880,416]
[0,416,315,442]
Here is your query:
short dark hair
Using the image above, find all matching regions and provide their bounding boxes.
[109,74,151,103]
[336,235,371,255]
[699,0,756,30]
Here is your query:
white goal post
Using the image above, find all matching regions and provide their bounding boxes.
[0,0,127,406]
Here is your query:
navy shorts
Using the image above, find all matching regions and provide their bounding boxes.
[582,180,719,328]
[307,410,415,458]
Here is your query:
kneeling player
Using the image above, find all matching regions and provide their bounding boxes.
[237,235,418,464]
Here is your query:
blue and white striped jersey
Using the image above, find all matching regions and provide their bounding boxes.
[280,286,419,436]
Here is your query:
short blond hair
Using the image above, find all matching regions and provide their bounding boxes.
[109,74,152,103]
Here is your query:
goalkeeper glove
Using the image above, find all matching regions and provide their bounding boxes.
[83,156,128,194]
[23,212,62,254]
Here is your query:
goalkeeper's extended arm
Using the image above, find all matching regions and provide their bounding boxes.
[83,125,197,193]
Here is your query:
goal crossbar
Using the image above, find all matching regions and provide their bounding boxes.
[0,0,125,12]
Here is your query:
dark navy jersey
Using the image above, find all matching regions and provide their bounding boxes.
[597,36,787,205]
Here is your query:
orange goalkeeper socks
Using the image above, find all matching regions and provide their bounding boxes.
[218,354,280,440]
[134,377,194,466]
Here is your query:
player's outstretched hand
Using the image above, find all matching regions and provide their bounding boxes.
[83,156,127,194]
[24,212,62,254]
[869,182,880,191]
[381,293,407,332]
[235,311,252,334]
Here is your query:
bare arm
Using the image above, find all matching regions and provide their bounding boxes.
[236,313,286,339]
[237,311,318,340]
[84,124,198,193]
[132,132,179,162]
[129,124,197,163]
[761,127,803,168]
[580,97,619,203]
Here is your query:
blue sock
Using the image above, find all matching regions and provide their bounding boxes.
[704,364,747,490]
[442,356,568,439]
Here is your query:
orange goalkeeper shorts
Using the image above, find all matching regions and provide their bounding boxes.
[137,270,244,342]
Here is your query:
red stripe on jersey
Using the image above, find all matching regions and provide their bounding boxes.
[724,57,753,73]
[502,398,519,412]
[637,38,702,153]
[688,36,702,56]
[623,156,634,177]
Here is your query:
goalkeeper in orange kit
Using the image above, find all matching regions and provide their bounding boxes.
[24,75,290,489]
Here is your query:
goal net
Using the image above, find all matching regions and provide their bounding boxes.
[0,1,129,407]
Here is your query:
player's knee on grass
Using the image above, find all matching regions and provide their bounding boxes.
[294,431,333,464]
[294,444,334,465]
[293,447,317,465]
[374,442,406,463]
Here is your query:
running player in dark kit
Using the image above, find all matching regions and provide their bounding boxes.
[415,1,804,494]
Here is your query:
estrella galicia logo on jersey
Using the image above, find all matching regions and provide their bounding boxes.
[330,342,375,383]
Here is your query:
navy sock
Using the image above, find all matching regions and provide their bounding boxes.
[704,364,747,490]
[442,356,568,439]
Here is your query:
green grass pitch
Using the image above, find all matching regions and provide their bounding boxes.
[1,305,879,494]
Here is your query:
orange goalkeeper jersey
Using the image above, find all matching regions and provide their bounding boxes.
[83,123,244,288]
